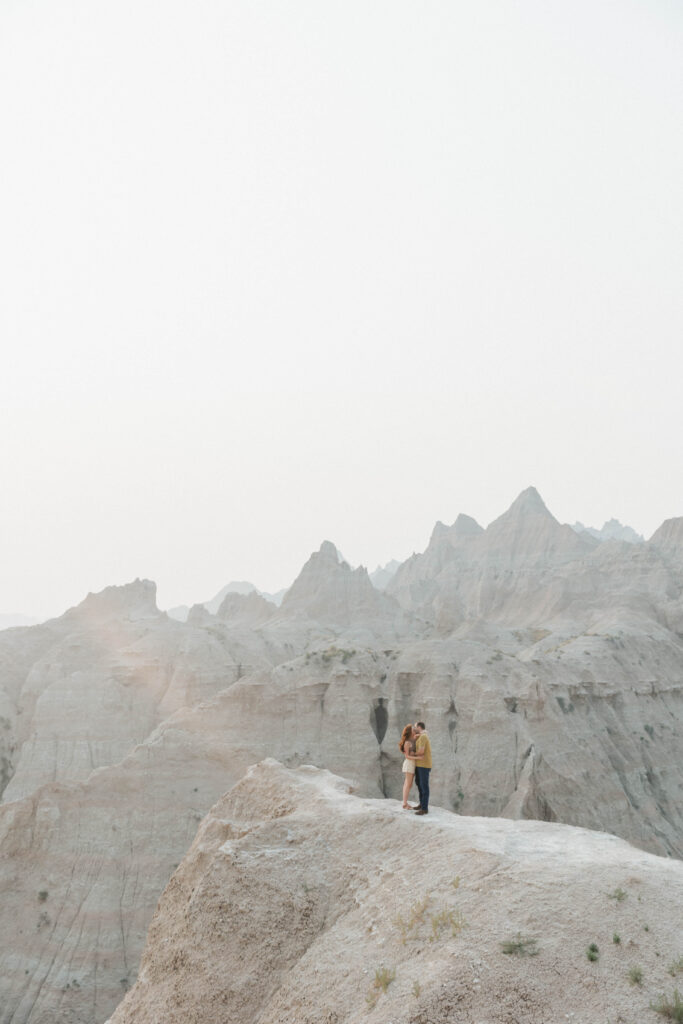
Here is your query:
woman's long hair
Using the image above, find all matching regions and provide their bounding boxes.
[399,723,413,753]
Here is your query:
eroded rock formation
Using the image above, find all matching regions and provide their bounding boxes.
[107,761,683,1024]
[1,488,682,1024]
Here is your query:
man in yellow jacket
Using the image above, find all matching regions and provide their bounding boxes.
[413,721,432,816]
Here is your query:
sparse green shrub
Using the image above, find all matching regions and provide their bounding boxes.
[37,890,48,902]
[607,887,627,902]
[587,943,600,962]
[629,966,643,986]
[412,980,421,997]
[650,989,683,1022]
[644,924,650,932]
[613,933,621,945]
[501,934,539,956]
[668,957,683,977]
[320,646,356,665]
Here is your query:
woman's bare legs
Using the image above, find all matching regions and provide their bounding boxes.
[402,771,414,808]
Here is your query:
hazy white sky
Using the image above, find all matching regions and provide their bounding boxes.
[1,1,682,619]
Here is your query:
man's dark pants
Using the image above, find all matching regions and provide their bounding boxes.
[415,767,430,811]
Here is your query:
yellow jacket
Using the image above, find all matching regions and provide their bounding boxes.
[415,732,432,769]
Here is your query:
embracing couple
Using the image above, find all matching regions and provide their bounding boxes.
[399,721,432,816]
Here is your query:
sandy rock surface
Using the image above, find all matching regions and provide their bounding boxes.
[108,760,683,1024]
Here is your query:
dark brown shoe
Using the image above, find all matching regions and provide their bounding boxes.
[414,808,428,815]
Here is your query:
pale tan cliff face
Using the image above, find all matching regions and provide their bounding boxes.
[1,489,683,1024]
[108,761,683,1024]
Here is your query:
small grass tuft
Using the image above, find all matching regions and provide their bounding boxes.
[613,933,621,945]
[607,887,627,902]
[365,967,395,1010]
[629,966,643,986]
[501,933,539,957]
[650,989,683,1022]
[37,890,48,902]
[394,897,429,945]
[373,967,395,993]
[668,957,683,977]
[412,980,421,998]
[429,907,467,941]
[587,943,600,962]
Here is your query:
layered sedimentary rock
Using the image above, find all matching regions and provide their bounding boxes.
[108,761,683,1024]
[0,579,276,804]
[2,488,683,1024]
[386,487,683,635]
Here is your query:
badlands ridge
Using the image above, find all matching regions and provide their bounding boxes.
[1,487,682,1023]
[108,760,683,1024]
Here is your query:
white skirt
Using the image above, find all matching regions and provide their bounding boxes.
[402,758,414,774]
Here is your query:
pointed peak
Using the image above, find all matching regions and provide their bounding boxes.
[288,541,349,587]
[279,539,392,627]
[453,513,484,537]
[506,486,551,517]
[484,490,592,566]
[429,521,449,544]
[429,514,483,547]
[318,540,340,562]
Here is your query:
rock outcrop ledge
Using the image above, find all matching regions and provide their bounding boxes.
[108,761,683,1024]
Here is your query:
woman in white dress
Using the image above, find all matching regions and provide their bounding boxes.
[399,723,417,809]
